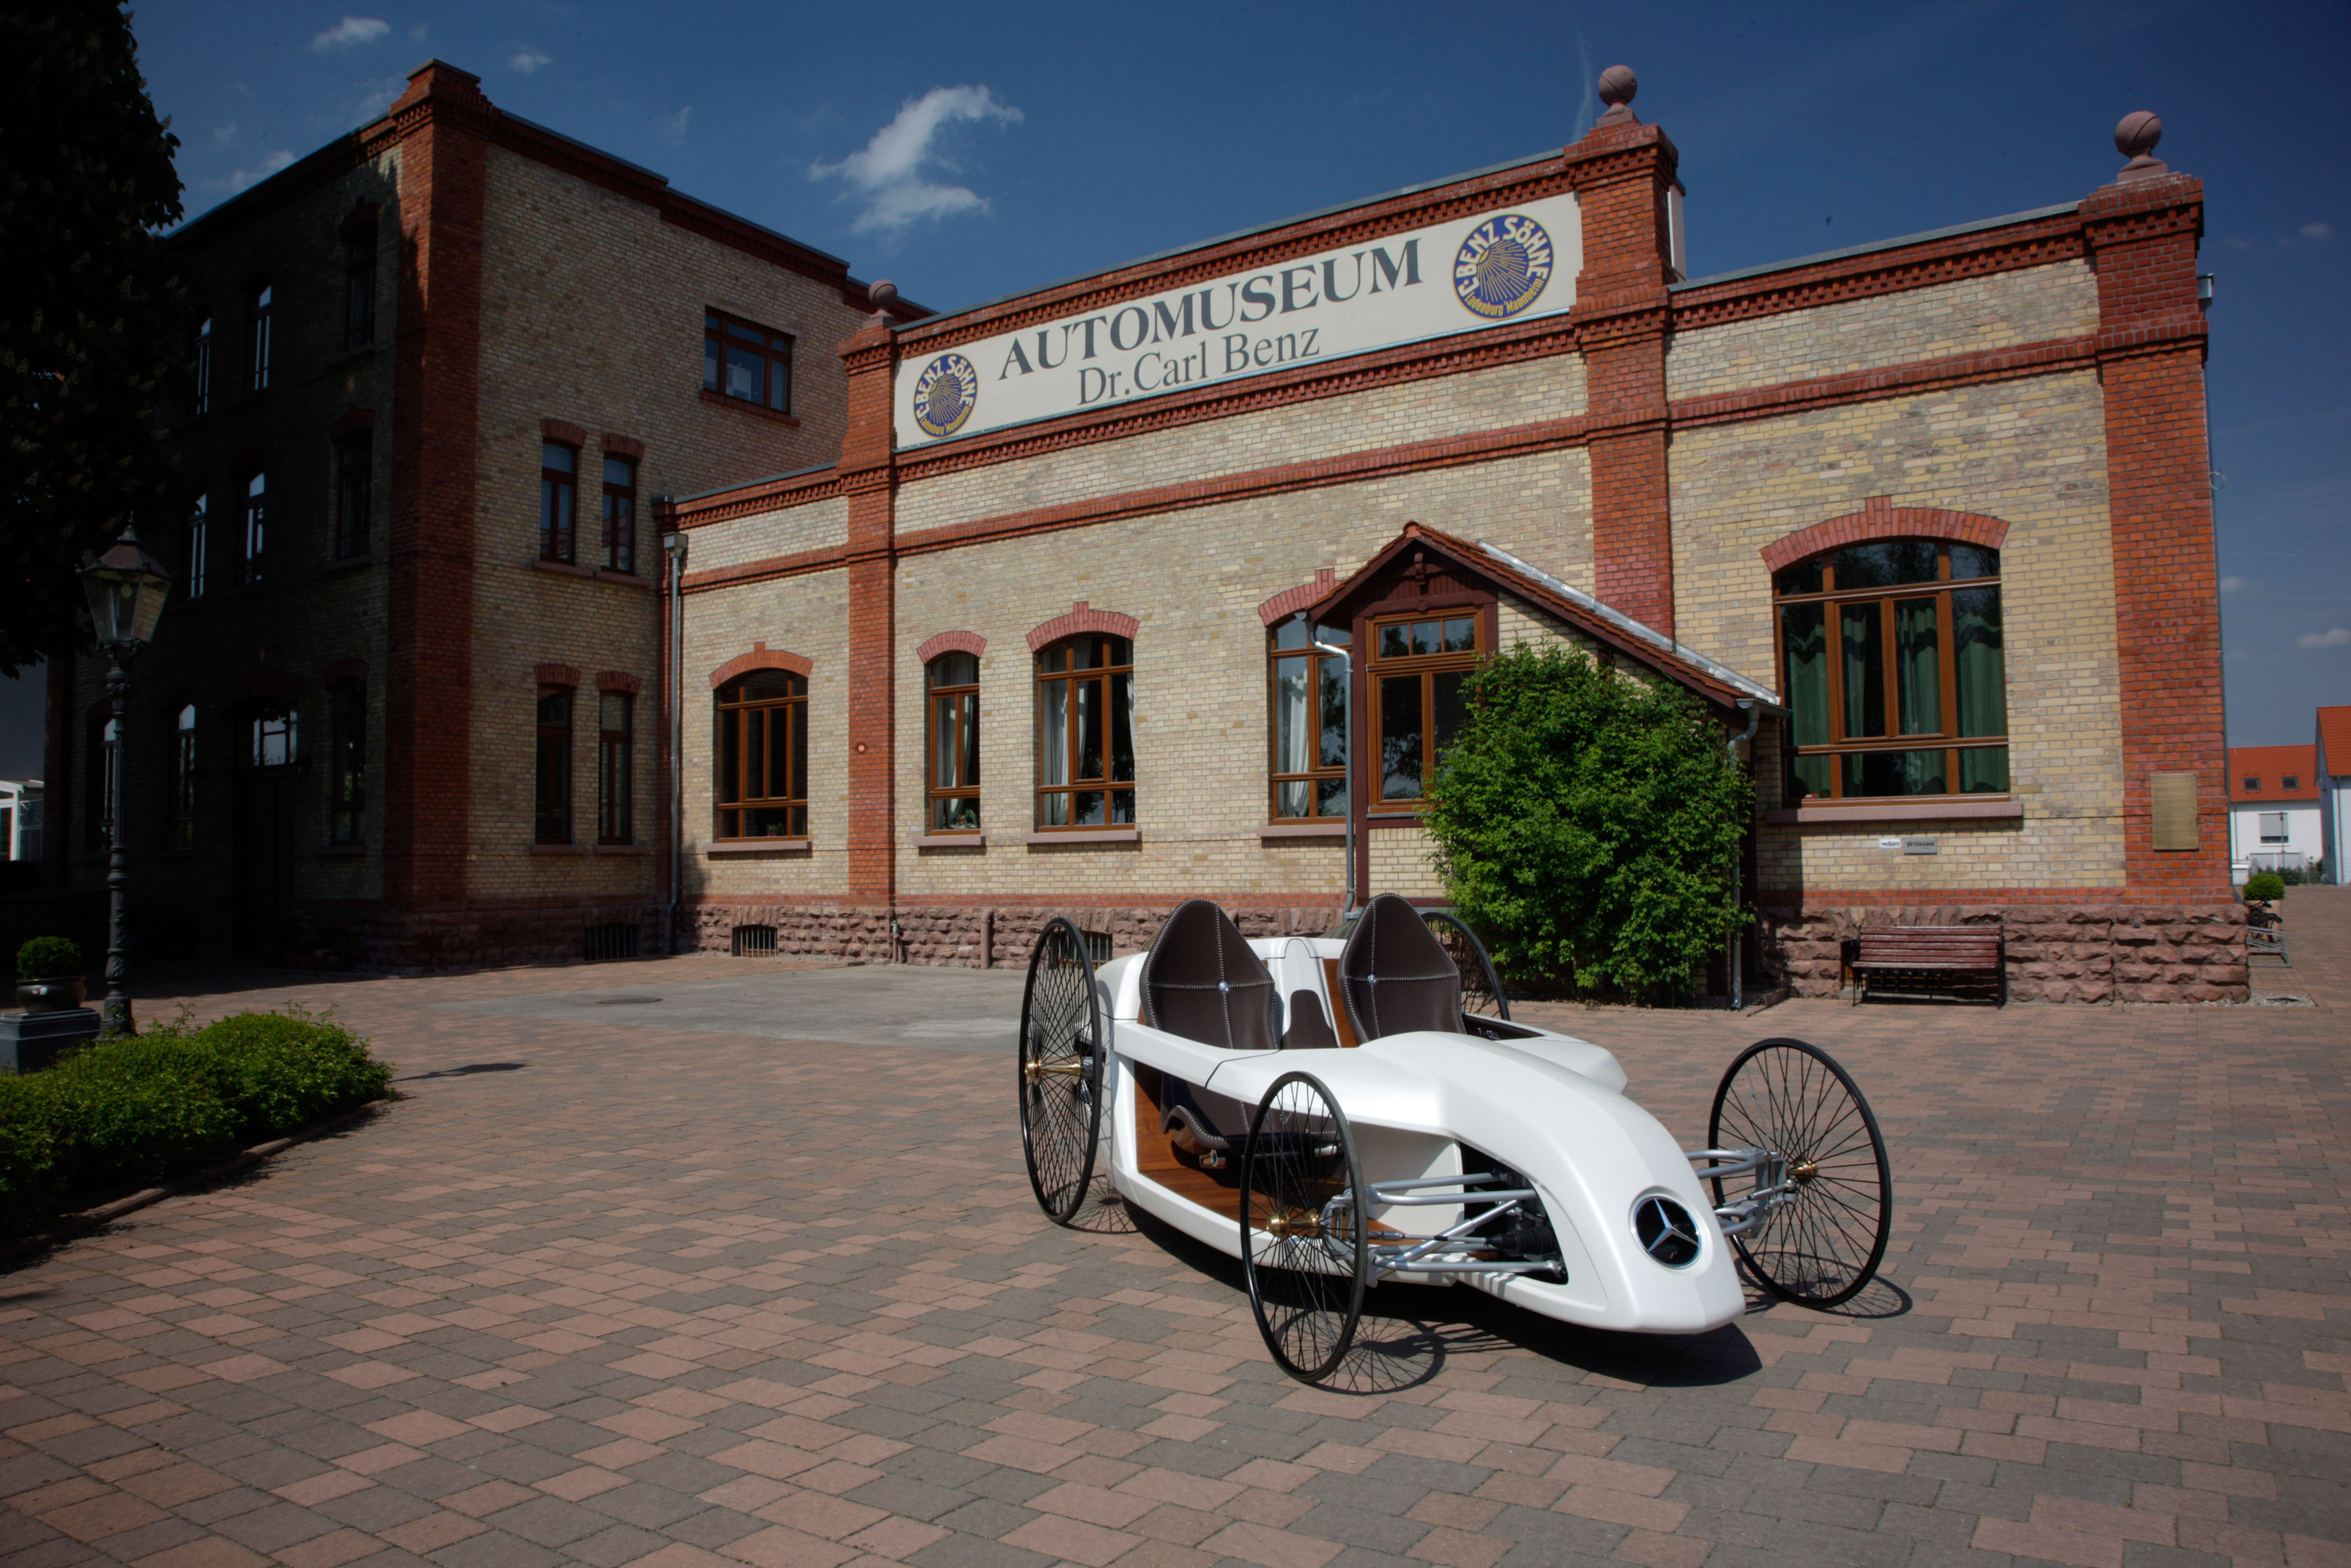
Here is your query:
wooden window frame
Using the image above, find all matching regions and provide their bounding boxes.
[194,317,212,416]
[598,691,633,844]
[185,494,208,599]
[713,673,807,841]
[702,309,794,415]
[600,454,636,574]
[1266,614,1349,821]
[1772,540,2009,805]
[247,281,272,393]
[335,429,372,559]
[168,703,197,849]
[239,471,266,587]
[1033,635,1135,831]
[925,654,981,834]
[539,440,578,564]
[328,681,365,844]
[250,703,297,770]
[534,686,573,845]
[1364,605,1487,814]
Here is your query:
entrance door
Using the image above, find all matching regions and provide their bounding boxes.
[232,703,300,960]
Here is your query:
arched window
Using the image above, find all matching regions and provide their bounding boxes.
[169,704,197,849]
[1035,634,1133,829]
[329,683,366,844]
[241,470,267,586]
[1267,614,1347,820]
[247,281,273,392]
[535,686,571,844]
[926,652,980,832]
[715,672,806,839]
[598,692,632,844]
[1774,539,2007,802]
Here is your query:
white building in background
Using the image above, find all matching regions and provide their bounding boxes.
[2229,746,2320,883]
[0,779,41,863]
[2320,708,2351,886]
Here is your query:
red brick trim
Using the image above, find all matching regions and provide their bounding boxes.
[534,663,581,688]
[596,670,642,695]
[682,542,850,595]
[1259,570,1338,626]
[540,418,589,447]
[325,658,369,685]
[915,630,987,664]
[671,467,842,528]
[1027,602,1139,654]
[1756,887,2129,906]
[223,668,304,705]
[330,406,376,436]
[601,433,646,461]
[708,643,812,689]
[1759,498,2013,573]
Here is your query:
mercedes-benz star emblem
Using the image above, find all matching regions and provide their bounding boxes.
[1633,1196,1701,1268]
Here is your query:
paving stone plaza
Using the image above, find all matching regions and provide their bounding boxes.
[3,893,2346,1568]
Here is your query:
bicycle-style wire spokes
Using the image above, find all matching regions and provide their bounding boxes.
[1708,1038,1892,1307]
[1240,1072,1367,1382]
[1018,918,1103,1223]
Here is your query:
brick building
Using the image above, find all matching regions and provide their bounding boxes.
[44,60,918,967]
[669,73,2243,1002]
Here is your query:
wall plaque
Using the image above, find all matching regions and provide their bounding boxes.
[2150,772,2199,850]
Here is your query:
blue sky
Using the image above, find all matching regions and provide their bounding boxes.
[2,0,2342,777]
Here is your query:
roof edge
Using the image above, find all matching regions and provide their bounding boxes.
[1670,202,2083,293]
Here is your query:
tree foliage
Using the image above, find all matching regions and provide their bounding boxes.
[1421,643,1754,1001]
[1,1,190,675]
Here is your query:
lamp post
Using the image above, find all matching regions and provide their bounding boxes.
[661,526,686,951]
[1313,637,1357,922]
[80,524,173,1039]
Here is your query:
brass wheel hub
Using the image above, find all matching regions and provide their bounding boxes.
[1791,1157,1819,1185]
[1023,1059,1084,1082]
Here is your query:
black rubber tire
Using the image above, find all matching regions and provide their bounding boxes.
[1422,909,1510,1020]
[1018,916,1104,1224]
[1238,1071,1369,1384]
[1707,1037,1893,1308]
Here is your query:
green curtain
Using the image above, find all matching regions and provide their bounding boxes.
[1781,604,1828,747]
[1896,598,1940,734]
[1953,588,2005,737]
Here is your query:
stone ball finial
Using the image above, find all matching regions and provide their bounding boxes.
[2115,110,2161,159]
[1597,64,1637,107]
[867,279,899,311]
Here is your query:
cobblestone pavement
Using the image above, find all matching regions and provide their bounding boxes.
[2,908,2346,1568]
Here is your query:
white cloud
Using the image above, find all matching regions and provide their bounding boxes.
[219,150,296,192]
[2301,221,2332,241]
[810,85,1022,234]
[2295,627,2351,649]
[212,123,236,147]
[664,106,692,144]
[311,16,389,51]
[509,50,550,74]
[2219,575,2248,593]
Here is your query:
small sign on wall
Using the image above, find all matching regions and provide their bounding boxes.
[2150,772,2199,850]
[1901,836,1939,855]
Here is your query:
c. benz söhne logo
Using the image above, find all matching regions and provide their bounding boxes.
[913,353,979,438]
[1452,213,1553,320]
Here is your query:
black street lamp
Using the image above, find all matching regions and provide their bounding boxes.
[80,524,173,1038]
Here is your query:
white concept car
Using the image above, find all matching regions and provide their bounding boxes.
[1016,894,1893,1384]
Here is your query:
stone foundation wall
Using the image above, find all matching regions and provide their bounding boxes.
[290,900,668,972]
[1757,903,2248,1004]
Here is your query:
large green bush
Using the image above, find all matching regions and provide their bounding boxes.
[0,1009,391,1237]
[1421,643,1754,1001]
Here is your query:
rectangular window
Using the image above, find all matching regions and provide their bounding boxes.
[185,494,208,599]
[539,441,577,563]
[2244,777,2262,792]
[240,472,266,586]
[1268,617,1348,820]
[194,317,212,415]
[599,693,632,843]
[715,672,806,838]
[336,430,371,558]
[169,704,197,849]
[247,282,272,392]
[601,455,636,574]
[2259,812,2289,844]
[1367,612,1480,809]
[2284,775,2300,791]
[535,688,572,844]
[252,705,296,767]
[1035,636,1134,828]
[702,310,793,413]
[329,683,365,843]
[344,230,375,350]
[926,653,980,831]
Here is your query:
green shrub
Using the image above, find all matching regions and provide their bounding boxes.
[0,1009,391,1237]
[2244,871,2286,902]
[16,936,82,980]
[1421,643,1754,1001]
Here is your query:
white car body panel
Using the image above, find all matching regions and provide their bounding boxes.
[1092,942,1746,1336]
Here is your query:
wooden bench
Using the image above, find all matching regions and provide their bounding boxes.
[1851,925,2004,1005]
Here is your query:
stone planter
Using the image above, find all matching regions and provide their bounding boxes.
[15,976,86,1014]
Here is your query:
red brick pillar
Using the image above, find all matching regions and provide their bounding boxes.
[379,62,491,919]
[1565,96,1679,636]
[839,310,899,912]
[2082,161,2230,899]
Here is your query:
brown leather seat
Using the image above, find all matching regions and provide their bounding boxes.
[1338,893,1462,1041]
[1140,900,1281,1152]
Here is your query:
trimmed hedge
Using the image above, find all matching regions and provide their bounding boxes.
[0,1010,392,1238]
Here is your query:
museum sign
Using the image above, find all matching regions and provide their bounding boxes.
[895,192,1583,447]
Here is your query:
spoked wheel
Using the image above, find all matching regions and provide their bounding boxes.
[1422,909,1509,1020]
[1238,1071,1368,1384]
[1018,917,1104,1225]
[1708,1037,1893,1308]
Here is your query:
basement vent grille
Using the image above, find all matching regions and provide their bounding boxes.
[732,924,778,958]
[585,923,641,961]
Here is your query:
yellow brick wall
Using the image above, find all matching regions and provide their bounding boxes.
[1665,262,2099,401]
[896,352,1587,536]
[686,496,848,572]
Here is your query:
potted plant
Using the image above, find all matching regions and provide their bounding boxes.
[16,936,87,1014]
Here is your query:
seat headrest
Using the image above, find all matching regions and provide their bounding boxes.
[1338,893,1462,1042]
[1140,899,1279,1052]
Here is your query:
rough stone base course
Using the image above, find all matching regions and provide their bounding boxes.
[1759,900,2248,1003]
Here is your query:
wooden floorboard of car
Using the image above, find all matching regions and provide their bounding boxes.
[1131,1063,1243,1215]
[1319,961,1361,1047]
